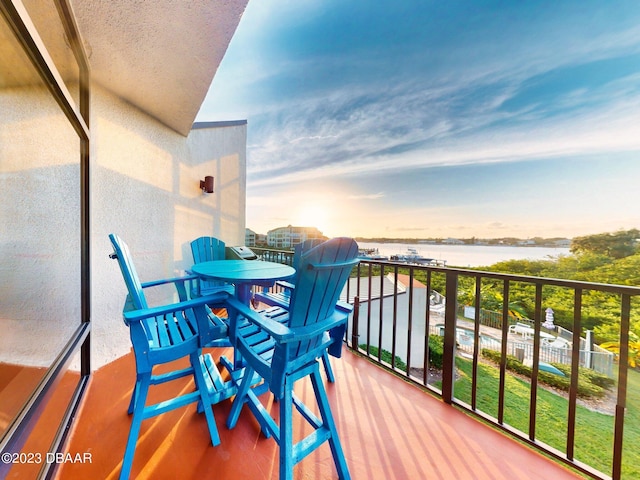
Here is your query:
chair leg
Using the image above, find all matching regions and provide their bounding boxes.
[226,365,255,429]
[321,351,335,383]
[191,353,221,446]
[120,374,151,480]
[279,380,294,480]
[310,369,350,480]
[127,379,139,415]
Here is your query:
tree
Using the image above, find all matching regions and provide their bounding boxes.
[571,229,640,259]
[601,332,640,368]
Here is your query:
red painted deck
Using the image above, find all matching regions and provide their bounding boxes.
[53,348,582,479]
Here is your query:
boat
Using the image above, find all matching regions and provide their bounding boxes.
[390,247,445,266]
[358,248,388,261]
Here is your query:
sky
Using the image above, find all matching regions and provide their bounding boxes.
[196,0,640,239]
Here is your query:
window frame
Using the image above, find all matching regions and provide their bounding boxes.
[0,1,91,477]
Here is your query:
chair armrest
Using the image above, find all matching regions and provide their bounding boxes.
[140,274,200,301]
[225,296,293,341]
[336,300,353,313]
[123,291,229,323]
[282,311,349,344]
[140,274,199,289]
[226,297,349,344]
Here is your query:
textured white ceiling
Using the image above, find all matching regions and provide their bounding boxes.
[69,0,249,135]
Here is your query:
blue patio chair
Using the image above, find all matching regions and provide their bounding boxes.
[253,239,323,307]
[190,236,236,348]
[225,237,359,480]
[108,234,231,480]
[254,238,351,382]
[190,236,235,298]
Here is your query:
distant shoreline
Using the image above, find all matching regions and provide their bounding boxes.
[355,237,571,249]
[357,242,571,267]
[358,242,563,248]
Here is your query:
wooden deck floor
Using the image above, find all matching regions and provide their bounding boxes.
[54,348,583,479]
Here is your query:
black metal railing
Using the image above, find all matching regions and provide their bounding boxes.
[251,247,295,266]
[255,249,639,479]
[348,259,638,480]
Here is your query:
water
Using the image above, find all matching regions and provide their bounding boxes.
[358,242,570,268]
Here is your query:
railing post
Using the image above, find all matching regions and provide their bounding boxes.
[612,294,631,480]
[442,270,458,404]
[350,296,360,349]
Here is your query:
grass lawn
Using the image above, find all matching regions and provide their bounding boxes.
[453,357,640,478]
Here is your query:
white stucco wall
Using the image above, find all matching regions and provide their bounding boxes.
[1,84,246,370]
[0,86,83,367]
[91,86,246,369]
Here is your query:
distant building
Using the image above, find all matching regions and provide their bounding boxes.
[442,237,464,245]
[555,239,572,248]
[245,229,257,246]
[267,225,326,249]
[245,229,267,247]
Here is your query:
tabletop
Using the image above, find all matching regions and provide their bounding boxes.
[191,260,295,284]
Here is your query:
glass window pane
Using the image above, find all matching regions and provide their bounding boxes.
[21,0,81,107]
[0,9,81,437]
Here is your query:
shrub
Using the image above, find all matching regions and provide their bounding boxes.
[359,336,443,372]
[481,349,607,398]
[550,363,615,391]
[359,345,407,372]
[428,335,444,369]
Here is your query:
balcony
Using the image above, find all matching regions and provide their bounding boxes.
[8,253,634,479]
[19,346,577,479]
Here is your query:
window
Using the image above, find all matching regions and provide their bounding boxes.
[0,1,90,476]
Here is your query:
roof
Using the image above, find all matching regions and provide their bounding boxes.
[396,273,427,289]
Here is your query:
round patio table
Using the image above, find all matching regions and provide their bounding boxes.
[192,260,296,369]
[191,260,295,305]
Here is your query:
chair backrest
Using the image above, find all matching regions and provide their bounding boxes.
[291,238,324,274]
[288,237,359,348]
[109,233,148,311]
[191,236,226,263]
[191,236,228,291]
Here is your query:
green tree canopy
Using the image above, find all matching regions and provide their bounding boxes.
[473,229,640,343]
[571,229,640,259]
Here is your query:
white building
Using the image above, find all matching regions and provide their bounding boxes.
[245,228,257,246]
[267,225,326,249]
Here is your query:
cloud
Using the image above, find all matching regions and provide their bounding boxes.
[348,192,385,200]
[203,1,640,238]
[392,226,429,232]
[486,222,511,231]
[202,2,640,188]
[243,63,640,190]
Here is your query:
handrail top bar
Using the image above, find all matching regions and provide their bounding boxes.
[359,258,640,295]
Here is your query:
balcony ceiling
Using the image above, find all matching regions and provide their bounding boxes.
[69,0,249,135]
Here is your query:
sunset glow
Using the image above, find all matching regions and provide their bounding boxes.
[198,1,640,239]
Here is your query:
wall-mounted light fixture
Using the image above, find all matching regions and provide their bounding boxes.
[200,176,214,194]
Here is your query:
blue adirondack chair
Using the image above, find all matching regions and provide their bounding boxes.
[225,237,359,480]
[108,234,232,480]
[190,236,235,298]
[254,238,350,382]
[253,238,323,307]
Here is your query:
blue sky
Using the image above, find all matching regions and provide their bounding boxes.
[196,0,640,239]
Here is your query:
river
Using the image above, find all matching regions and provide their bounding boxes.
[357,242,570,268]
